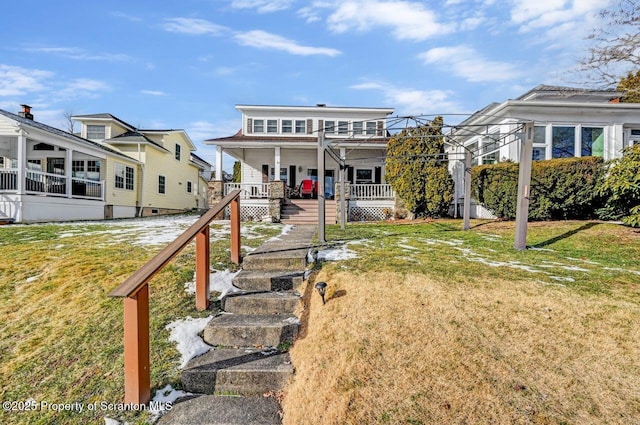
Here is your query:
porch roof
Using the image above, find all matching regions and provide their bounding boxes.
[0,108,139,163]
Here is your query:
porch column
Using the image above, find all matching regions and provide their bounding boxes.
[16,131,27,195]
[274,147,281,181]
[66,149,73,198]
[215,146,223,181]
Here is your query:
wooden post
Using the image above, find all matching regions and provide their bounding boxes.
[514,122,534,250]
[230,196,241,264]
[195,226,210,311]
[123,285,150,405]
[463,150,472,230]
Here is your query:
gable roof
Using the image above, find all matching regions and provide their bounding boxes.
[0,108,138,162]
[105,131,171,153]
[71,113,137,131]
[516,84,623,102]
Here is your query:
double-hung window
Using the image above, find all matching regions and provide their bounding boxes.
[115,163,134,190]
[282,120,292,133]
[324,121,335,134]
[187,181,193,193]
[87,125,106,140]
[338,121,348,135]
[552,126,575,158]
[366,122,377,135]
[158,175,166,194]
[295,120,306,134]
[253,119,264,133]
[352,121,363,135]
[267,120,278,133]
[175,144,181,161]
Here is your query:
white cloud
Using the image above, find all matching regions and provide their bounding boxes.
[230,0,295,13]
[110,11,142,22]
[162,18,229,35]
[327,0,454,41]
[351,81,462,114]
[419,45,521,83]
[54,78,111,101]
[234,30,341,56]
[0,64,52,96]
[141,90,167,96]
[23,46,132,62]
[509,0,611,32]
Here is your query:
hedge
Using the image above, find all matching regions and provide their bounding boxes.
[471,157,607,220]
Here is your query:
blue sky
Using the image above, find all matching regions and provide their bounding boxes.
[0,0,613,170]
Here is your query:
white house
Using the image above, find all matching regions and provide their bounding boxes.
[0,105,140,223]
[205,104,396,222]
[447,85,640,217]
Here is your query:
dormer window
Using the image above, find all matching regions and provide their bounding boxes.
[295,120,306,134]
[338,121,348,135]
[253,119,264,133]
[324,121,335,134]
[353,121,363,135]
[267,120,278,133]
[282,120,292,133]
[87,125,106,140]
[366,122,377,135]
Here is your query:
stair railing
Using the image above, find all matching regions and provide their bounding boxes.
[109,190,242,405]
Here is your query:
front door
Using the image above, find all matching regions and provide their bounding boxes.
[289,165,297,189]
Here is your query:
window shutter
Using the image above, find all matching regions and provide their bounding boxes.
[318,119,324,132]
[307,119,313,134]
[377,121,383,136]
[247,118,253,134]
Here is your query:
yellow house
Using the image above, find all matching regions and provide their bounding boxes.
[73,113,210,217]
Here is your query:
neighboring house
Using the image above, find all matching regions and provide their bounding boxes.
[0,105,140,223]
[204,104,396,222]
[72,113,210,217]
[447,85,640,218]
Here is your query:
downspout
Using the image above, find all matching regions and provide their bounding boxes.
[137,143,145,217]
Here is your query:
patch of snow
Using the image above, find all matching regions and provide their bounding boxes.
[318,245,358,261]
[397,243,419,251]
[104,418,122,425]
[604,267,640,276]
[283,316,301,325]
[149,384,192,420]
[549,276,576,283]
[165,316,214,368]
[528,247,555,252]
[25,275,40,283]
[184,269,241,300]
[560,265,590,272]
[54,244,65,249]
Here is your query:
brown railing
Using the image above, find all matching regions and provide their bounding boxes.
[109,190,241,404]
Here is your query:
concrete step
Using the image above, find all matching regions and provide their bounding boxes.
[203,314,299,348]
[223,291,300,315]
[181,348,293,395]
[242,249,308,272]
[233,270,304,291]
[157,395,281,425]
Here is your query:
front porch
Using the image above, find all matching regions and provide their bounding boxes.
[222,182,396,222]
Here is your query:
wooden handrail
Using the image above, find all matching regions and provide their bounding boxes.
[109,190,241,298]
[109,190,242,405]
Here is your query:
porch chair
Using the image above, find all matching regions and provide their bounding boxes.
[300,179,314,198]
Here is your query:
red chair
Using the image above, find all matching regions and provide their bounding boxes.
[300,179,314,198]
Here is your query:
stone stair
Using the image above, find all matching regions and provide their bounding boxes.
[158,225,316,425]
[281,199,336,224]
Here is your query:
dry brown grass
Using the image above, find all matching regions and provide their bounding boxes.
[283,270,640,424]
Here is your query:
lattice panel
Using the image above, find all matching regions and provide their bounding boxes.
[349,206,392,221]
[239,206,270,221]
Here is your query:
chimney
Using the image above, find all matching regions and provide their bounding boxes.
[18,104,33,120]
[316,103,326,107]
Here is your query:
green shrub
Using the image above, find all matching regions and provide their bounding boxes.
[597,143,640,227]
[472,157,607,220]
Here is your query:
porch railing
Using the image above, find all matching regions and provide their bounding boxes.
[349,184,395,200]
[109,190,241,404]
[224,183,270,199]
[0,169,18,191]
[0,169,104,200]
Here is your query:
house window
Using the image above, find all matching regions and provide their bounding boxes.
[115,163,134,190]
[158,175,166,194]
[187,180,193,193]
[87,160,101,181]
[33,143,55,151]
[353,121,363,135]
[27,159,42,171]
[0,157,4,168]
[175,143,181,161]
[72,160,85,178]
[355,168,373,184]
[482,141,498,164]
[582,127,604,157]
[307,168,317,179]
[282,120,292,133]
[270,167,288,183]
[295,120,306,134]
[338,121,349,135]
[253,119,264,133]
[324,121,335,134]
[552,126,575,158]
[87,125,106,140]
[532,147,546,161]
[366,121,377,135]
[534,126,546,143]
[267,120,278,133]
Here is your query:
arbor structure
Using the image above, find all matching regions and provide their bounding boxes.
[385,117,454,218]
